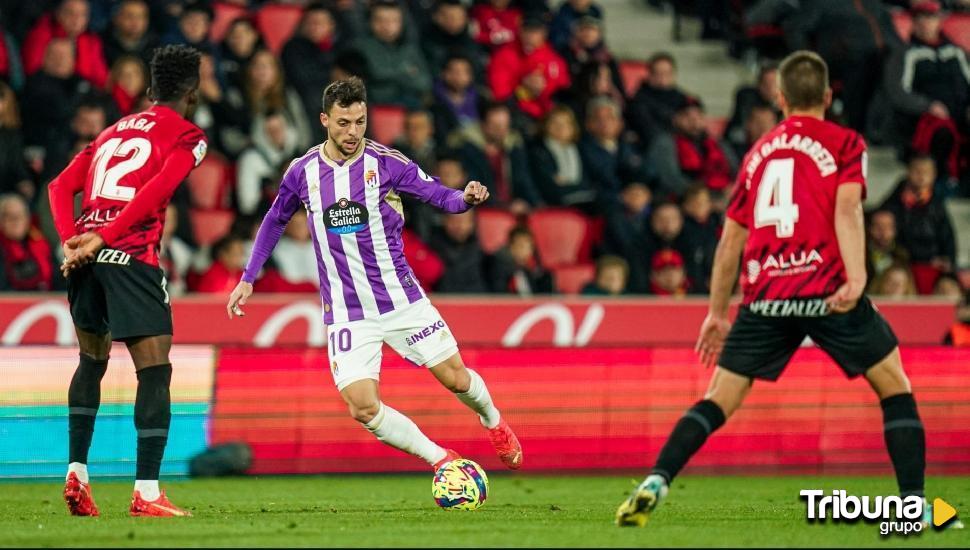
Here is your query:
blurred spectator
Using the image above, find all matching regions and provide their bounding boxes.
[549,0,603,51]
[781,0,899,132]
[256,210,319,293]
[159,204,194,297]
[488,15,570,120]
[649,248,689,297]
[23,0,109,88]
[192,234,246,293]
[44,96,108,184]
[578,96,650,206]
[470,0,522,51]
[884,1,969,182]
[0,194,53,291]
[869,263,918,297]
[865,209,910,285]
[329,0,369,43]
[393,110,437,172]
[423,0,484,79]
[102,0,156,66]
[528,105,595,208]
[729,103,777,161]
[943,288,970,346]
[331,49,370,82]
[679,184,720,293]
[488,225,554,295]
[649,96,735,197]
[355,0,431,108]
[218,17,262,88]
[560,60,624,123]
[161,2,214,54]
[282,3,339,143]
[430,54,480,140]
[403,153,465,241]
[603,180,652,292]
[725,63,780,156]
[107,55,147,115]
[402,227,445,290]
[0,83,32,200]
[237,111,301,216]
[448,102,540,213]
[0,14,25,90]
[880,154,956,293]
[428,211,489,292]
[192,52,222,137]
[627,51,688,146]
[933,273,963,300]
[581,254,628,296]
[559,16,620,94]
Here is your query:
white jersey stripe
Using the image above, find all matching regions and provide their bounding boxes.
[305,159,349,323]
[364,153,410,310]
[333,162,381,318]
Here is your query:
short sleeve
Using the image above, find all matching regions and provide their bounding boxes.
[725,166,751,228]
[837,131,867,197]
[176,126,208,167]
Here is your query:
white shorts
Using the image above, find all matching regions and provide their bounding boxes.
[326,298,460,390]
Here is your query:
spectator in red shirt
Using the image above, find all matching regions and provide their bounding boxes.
[22,0,109,88]
[470,0,522,51]
[192,234,246,293]
[0,194,54,291]
[488,15,570,121]
[649,248,689,297]
[107,55,147,115]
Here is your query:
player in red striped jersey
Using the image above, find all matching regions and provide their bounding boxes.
[617,51,933,528]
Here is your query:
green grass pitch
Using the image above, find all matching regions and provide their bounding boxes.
[0,475,966,547]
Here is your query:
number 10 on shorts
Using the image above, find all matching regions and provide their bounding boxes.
[329,328,352,353]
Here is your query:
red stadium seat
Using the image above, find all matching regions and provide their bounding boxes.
[369,105,407,144]
[618,60,649,97]
[187,152,232,210]
[189,209,235,246]
[943,13,970,51]
[254,4,303,54]
[891,9,912,42]
[209,2,249,43]
[527,208,590,268]
[553,263,595,294]
[706,116,728,140]
[476,208,518,254]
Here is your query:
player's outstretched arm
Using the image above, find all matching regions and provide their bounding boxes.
[696,218,748,369]
[826,183,866,313]
[391,159,480,213]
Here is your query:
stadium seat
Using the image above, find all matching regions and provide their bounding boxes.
[209,2,249,43]
[254,4,302,54]
[369,105,407,144]
[943,13,970,51]
[527,208,590,268]
[618,60,649,97]
[476,208,518,254]
[706,116,728,140]
[891,9,912,42]
[189,209,235,247]
[187,153,232,210]
[553,263,595,294]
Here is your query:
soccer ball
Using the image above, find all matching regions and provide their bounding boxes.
[432,458,489,510]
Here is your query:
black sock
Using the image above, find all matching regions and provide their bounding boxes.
[881,393,925,498]
[135,364,172,480]
[651,399,726,483]
[68,354,108,464]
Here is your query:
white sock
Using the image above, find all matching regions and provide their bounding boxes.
[134,479,160,501]
[67,462,88,484]
[363,402,446,466]
[456,369,501,429]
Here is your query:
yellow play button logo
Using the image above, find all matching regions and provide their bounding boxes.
[933,498,957,527]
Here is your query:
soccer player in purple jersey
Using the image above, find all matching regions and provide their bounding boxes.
[226,77,523,472]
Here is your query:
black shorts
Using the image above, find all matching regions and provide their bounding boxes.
[719,296,899,381]
[68,249,172,341]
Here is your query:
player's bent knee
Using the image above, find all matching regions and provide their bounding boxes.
[349,401,381,424]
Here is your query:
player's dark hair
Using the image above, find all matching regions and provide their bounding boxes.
[648,51,676,70]
[149,45,201,103]
[322,76,367,114]
[778,50,828,110]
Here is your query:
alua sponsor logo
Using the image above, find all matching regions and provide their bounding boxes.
[405,320,446,346]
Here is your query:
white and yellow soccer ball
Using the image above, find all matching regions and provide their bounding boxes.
[432,458,489,510]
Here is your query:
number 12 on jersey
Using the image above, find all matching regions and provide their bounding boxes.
[754,158,799,238]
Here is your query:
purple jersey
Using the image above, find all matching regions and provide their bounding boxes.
[242,139,471,324]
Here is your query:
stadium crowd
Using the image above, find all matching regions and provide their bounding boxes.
[0,0,966,305]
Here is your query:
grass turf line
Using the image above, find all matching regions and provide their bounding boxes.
[0,475,967,547]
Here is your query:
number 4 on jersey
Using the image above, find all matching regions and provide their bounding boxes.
[754,158,799,238]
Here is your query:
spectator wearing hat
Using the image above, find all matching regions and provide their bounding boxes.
[161,2,215,54]
[549,0,603,51]
[488,14,570,121]
[626,51,689,147]
[648,95,736,198]
[581,255,629,296]
[23,0,109,88]
[884,0,970,184]
[355,0,432,108]
[423,0,485,79]
[559,15,622,93]
[470,0,522,51]
[102,0,157,66]
[649,248,690,297]
[0,194,54,291]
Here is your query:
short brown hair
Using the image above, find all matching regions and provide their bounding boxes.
[322,76,367,113]
[778,50,828,110]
